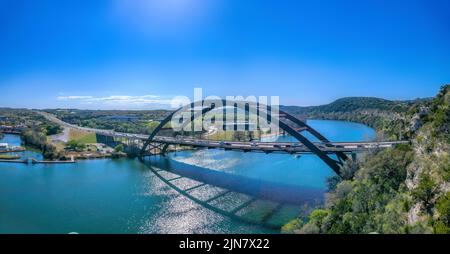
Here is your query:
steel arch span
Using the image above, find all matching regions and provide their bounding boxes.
[140,99,348,175]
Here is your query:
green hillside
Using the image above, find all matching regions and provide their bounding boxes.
[282,85,449,234]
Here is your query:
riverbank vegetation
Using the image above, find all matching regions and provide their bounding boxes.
[283,85,449,234]
[21,128,62,160]
[0,109,64,159]
[1,108,124,160]
[65,140,86,151]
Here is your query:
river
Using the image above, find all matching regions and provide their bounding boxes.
[0,120,375,233]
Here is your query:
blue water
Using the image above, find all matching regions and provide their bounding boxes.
[0,120,375,233]
[0,134,43,160]
[276,120,376,142]
[165,120,375,189]
[1,134,22,146]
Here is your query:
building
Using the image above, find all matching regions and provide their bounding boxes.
[0,125,25,134]
[0,143,9,150]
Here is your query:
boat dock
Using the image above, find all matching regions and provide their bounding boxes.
[0,159,28,164]
[0,156,76,164]
[0,148,26,153]
[30,158,76,164]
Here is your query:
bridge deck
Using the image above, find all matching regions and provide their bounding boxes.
[148,137,409,154]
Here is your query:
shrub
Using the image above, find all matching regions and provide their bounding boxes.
[281,219,304,234]
[412,173,438,213]
[433,192,450,234]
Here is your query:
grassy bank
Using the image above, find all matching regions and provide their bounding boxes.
[69,129,97,144]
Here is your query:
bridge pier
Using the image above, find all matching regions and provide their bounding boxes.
[96,133,120,148]
[351,153,357,162]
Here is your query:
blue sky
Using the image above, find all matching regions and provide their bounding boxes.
[0,0,449,109]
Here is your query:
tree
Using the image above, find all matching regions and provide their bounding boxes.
[281,219,304,234]
[43,124,62,135]
[412,173,439,213]
[21,128,61,159]
[114,144,124,153]
[66,140,86,151]
[433,192,450,234]
[297,209,330,234]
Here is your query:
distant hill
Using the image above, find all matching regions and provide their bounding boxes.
[280,97,425,116]
[281,96,432,140]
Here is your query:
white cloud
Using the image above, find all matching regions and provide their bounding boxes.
[56,94,188,109]
[57,96,94,100]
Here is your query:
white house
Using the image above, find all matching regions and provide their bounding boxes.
[0,143,9,150]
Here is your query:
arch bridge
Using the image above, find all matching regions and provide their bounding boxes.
[139,99,408,176]
[37,103,409,177]
[38,103,409,228]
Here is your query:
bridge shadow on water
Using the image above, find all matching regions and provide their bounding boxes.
[145,156,323,205]
[142,154,326,229]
